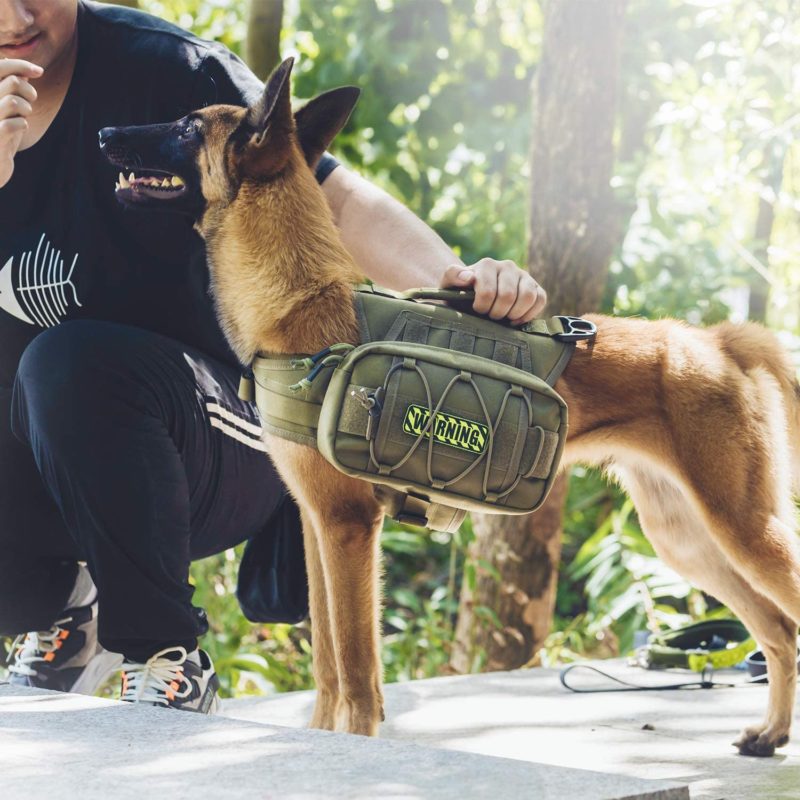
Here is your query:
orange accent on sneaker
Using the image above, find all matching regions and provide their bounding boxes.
[44,652,56,662]
[121,673,129,695]
[166,689,175,701]
[58,630,70,640]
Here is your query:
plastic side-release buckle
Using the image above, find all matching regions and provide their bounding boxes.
[238,369,255,403]
[554,315,597,342]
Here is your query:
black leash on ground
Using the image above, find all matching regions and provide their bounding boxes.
[559,619,759,693]
[559,663,734,693]
[559,621,800,693]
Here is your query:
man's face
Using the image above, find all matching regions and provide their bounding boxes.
[0,1,77,69]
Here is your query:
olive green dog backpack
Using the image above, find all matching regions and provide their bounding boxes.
[239,285,596,533]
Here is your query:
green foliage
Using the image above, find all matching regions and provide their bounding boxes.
[139,0,249,51]
[611,0,800,329]
[190,547,314,696]
[381,519,473,681]
[286,0,541,267]
[187,519,470,697]
[543,469,703,665]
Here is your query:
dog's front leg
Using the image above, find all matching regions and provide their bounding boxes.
[300,506,340,730]
[266,438,385,736]
[312,479,385,736]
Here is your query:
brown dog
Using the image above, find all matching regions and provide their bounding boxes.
[100,58,800,756]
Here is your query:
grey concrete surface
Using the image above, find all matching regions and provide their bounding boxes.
[0,683,687,800]
[222,662,800,800]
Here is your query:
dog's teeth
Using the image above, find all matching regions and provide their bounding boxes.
[129,172,136,182]
[161,178,171,188]
[171,176,184,187]
[119,172,130,189]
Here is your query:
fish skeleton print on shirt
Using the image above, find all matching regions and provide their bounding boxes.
[0,0,338,391]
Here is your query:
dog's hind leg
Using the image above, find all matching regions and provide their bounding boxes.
[299,506,340,730]
[617,464,799,757]
[696,511,800,756]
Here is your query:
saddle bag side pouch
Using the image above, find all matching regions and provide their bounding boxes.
[317,340,568,515]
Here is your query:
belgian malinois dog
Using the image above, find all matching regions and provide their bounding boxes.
[100,58,800,756]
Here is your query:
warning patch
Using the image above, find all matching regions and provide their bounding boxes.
[402,404,488,454]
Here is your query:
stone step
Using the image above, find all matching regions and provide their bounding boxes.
[222,662,800,800]
[0,682,687,800]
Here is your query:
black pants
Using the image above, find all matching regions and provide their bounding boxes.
[1,321,285,661]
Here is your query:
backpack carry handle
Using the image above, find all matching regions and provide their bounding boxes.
[399,287,476,303]
[399,287,479,315]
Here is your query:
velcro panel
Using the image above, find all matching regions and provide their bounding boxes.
[451,329,476,353]
[519,427,560,479]
[338,387,370,438]
[492,340,518,366]
[403,317,430,345]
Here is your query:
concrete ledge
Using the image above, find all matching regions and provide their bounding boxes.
[223,663,800,800]
[0,683,687,800]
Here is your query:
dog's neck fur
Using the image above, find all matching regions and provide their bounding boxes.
[204,150,363,364]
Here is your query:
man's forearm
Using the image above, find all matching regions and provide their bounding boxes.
[321,166,464,290]
[321,165,547,324]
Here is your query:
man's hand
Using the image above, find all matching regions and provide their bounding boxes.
[0,59,43,189]
[439,259,547,325]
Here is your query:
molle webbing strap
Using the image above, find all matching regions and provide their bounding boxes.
[242,354,341,449]
[364,288,574,386]
[451,329,476,353]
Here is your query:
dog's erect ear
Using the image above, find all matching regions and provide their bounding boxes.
[294,86,361,168]
[246,57,295,147]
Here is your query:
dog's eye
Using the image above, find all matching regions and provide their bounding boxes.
[179,120,200,140]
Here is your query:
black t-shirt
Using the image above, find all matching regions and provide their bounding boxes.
[0,0,338,388]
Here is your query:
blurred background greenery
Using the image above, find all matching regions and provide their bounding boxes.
[8,0,798,697]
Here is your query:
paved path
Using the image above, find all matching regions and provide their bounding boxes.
[1,681,686,800]
[223,662,800,800]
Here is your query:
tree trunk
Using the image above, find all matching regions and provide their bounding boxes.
[246,0,284,81]
[748,144,785,323]
[103,0,139,7]
[451,0,628,674]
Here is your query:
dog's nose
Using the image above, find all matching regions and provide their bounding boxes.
[98,127,123,148]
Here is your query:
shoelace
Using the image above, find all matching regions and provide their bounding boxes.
[120,646,194,706]
[8,617,73,678]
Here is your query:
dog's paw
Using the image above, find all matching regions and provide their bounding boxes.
[734,725,790,757]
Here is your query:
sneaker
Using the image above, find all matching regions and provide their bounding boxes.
[120,646,220,714]
[7,599,124,695]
